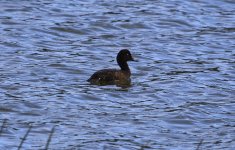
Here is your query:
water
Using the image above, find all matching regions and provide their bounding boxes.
[0,0,235,149]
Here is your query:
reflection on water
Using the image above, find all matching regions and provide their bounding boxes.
[88,79,132,89]
[0,0,235,149]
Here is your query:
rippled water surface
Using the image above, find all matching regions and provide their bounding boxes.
[0,0,235,149]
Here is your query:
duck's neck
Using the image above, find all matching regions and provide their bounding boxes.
[118,61,130,71]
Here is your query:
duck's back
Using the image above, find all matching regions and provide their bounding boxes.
[87,69,130,85]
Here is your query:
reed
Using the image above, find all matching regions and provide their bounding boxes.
[196,139,203,150]
[17,125,32,150]
[45,125,56,150]
[0,119,7,135]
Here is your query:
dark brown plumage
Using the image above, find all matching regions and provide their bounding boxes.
[87,49,134,85]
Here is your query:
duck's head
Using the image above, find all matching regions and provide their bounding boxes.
[117,49,134,63]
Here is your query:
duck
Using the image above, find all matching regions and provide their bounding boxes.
[87,49,134,85]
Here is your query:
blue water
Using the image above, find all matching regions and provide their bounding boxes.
[0,0,235,149]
